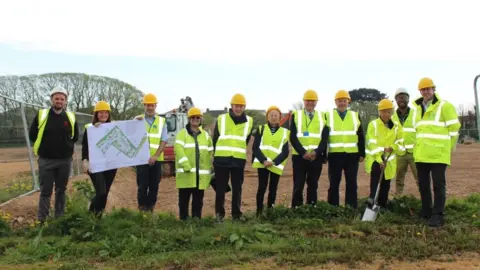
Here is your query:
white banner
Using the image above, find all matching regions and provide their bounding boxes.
[87,120,150,173]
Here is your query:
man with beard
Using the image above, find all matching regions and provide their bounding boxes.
[392,88,419,195]
[29,87,79,225]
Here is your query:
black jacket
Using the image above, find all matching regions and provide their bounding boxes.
[29,107,79,159]
[212,109,253,168]
[289,110,328,160]
[252,123,289,165]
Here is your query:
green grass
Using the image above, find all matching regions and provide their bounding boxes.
[0,181,479,269]
[0,177,34,203]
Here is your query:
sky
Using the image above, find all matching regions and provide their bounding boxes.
[0,0,479,113]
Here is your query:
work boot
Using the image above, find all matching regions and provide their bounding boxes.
[418,209,432,220]
[428,214,444,227]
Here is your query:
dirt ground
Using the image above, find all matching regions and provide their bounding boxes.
[1,143,480,220]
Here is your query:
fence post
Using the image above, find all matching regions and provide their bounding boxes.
[20,102,39,190]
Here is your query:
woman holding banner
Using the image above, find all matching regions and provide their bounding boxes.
[81,101,117,217]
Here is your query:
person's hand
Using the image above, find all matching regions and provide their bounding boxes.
[148,155,157,166]
[309,151,317,161]
[303,153,312,160]
[379,162,385,170]
[94,122,101,127]
[82,160,89,174]
[135,115,144,121]
[359,156,364,162]
[384,147,393,153]
[263,160,273,167]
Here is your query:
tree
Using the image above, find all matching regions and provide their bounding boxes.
[348,88,389,130]
[202,113,214,126]
[349,88,388,103]
[0,73,145,120]
[245,110,267,134]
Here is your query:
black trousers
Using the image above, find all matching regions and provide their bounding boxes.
[89,169,117,215]
[369,161,391,208]
[178,187,205,220]
[136,161,162,211]
[214,166,244,219]
[291,155,323,208]
[327,153,359,208]
[416,162,447,216]
[256,168,280,211]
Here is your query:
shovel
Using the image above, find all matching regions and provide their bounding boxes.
[362,153,391,222]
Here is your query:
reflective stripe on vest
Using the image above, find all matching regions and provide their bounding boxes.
[252,125,289,175]
[214,113,253,159]
[392,105,417,152]
[33,109,76,156]
[174,128,213,190]
[292,110,324,154]
[327,109,359,153]
[139,114,165,161]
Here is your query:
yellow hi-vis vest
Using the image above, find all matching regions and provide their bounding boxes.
[365,118,405,180]
[33,108,76,156]
[137,114,165,161]
[325,109,360,153]
[252,124,290,175]
[392,105,418,154]
[174,128,213,190]
[292,110,324,155]
[214,113,253,160]
[412,94,461,165]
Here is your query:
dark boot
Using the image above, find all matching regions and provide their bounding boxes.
[428,214,444,227]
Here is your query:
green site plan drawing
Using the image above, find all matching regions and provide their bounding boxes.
[96,125,148,158]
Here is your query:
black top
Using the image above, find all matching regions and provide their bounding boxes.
[289,111,329,160]
[212,109,253,168]
[252,123,289,165]
[29,107,79,159]
[81,127,89,161]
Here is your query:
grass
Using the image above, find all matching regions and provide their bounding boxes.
[0,177,34,203]
[0,180,479,269]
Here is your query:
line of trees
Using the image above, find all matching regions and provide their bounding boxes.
[0,73,145,120]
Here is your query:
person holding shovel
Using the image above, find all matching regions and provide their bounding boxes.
[365,99,405,208]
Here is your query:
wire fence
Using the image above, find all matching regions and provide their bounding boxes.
[0,94,92,204]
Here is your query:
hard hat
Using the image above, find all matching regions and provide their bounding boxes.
[418,77,435,90]
[143,93,157,104]
[50,86,68,98]
[94,101,111,112]
[266,105,281,118]
[303,89,318,101]
[378,99,394,111]
[230,93,246,105]
[334,90,351,101]
[394,87,409,97]
[187,107,203,118]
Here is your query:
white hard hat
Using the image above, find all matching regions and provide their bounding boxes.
[394,87,409,97]
[50,86,68,97]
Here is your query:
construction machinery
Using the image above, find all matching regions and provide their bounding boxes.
[159,96,194,177]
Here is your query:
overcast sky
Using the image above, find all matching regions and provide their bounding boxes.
[1,0,479,112]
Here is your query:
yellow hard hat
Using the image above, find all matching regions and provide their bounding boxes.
[187,107,203,118]
[335,90,351,101]
[378,99,394,111]
[303,89,318,101]
[94,101,111,112]
[266,105,281,118]
[418,77,435,90]
[230,93,246,105]
[143,93,157,104]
